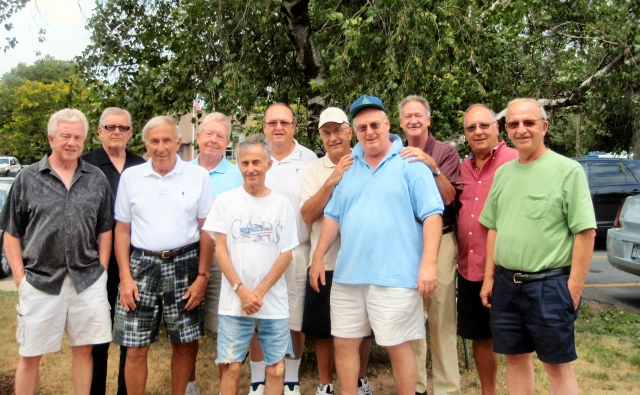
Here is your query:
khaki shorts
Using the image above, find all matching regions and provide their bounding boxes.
[330,282,424,346]
[16,272,112,357]
[284,241,310,331]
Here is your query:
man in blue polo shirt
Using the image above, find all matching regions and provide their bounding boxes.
[187,112,243,395]
[309,95,444,395]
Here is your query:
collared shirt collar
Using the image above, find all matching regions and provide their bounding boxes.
[142,154,185,177]
[352,134,403,162]
[274,140,306,164]
[192,155,230,174]
[322,153,337,168]
[38,154,91,174]
[469,140,506,159]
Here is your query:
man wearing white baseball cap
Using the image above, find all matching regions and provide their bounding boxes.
[300,107,373,395]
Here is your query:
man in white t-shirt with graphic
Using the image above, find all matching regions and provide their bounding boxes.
[203,135,299,395]
[247,102,317,395]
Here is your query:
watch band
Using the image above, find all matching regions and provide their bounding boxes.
[197,271,210,279]
[232,282,243,292]
[433,167,441,176]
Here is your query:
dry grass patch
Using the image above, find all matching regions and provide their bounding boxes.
[1,291,640,394]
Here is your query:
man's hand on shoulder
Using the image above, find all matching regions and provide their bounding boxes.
[326,154,354,187]
[401,147,437,172]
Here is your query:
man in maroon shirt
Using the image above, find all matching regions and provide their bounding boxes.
[400,95,461,395]
[457,104,517,395]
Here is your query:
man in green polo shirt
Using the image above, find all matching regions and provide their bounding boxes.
[479,98,596,395]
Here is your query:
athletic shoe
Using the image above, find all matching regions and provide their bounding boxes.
[358,378,373,395]
[185,382,201,395]
[284,382,301,395]
[316,383,334,395]
[248,382,265,395]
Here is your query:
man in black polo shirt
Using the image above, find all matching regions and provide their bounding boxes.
[1,108,114,395]
[82,107,146,395]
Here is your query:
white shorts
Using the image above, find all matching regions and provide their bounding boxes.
[330,283,425,346]
[204,256,222,333]
[284,241,310,331]
[16,272,112,357]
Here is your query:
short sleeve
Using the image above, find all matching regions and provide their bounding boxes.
[439,145,462,187]
[95,176,114,234]
[197,171,214,218]
[324,181,342,222]
[202,193,228,241]
[407,163,444,220]
[280,201,300,253]
[114,171,132,222]
[479,172,500,230]
[0,174,27,237]
[563,165,597,234]
[300,163,317,206]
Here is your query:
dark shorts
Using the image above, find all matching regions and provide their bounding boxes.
[114,247,205,347]
[301,269,374,340]
[490,267,580,364]
[457,273,492,340]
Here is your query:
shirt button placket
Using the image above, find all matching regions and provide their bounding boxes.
[64,192,72,264]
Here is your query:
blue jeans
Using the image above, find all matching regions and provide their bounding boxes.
[217,315,294,365]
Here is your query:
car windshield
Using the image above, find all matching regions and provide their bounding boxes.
[0,158,8,164]
[0,179,14,185]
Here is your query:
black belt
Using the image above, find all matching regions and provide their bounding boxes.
[133,242,199,259]
[500,266,570,284]
[443,225,454,235]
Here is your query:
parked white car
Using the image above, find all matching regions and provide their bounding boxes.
[0,156,21,176]
[607,195,640,276]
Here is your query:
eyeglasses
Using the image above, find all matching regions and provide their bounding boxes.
[264,120,294,128]
[102,125,131,132]
[464,121,497,133]
[320,127,349,139]
[354,118,386,134]
[504,119,544,131]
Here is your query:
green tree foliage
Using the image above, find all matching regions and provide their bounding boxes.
[79,0,639,155]
[0,57,94,163]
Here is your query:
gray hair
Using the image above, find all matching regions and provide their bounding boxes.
[199,112,232,140]
[263,102,297,124]
[506,98,548,121]
[47,108,89,137]
[236,135,272,161]
[141,115,181,143]
[99,107,132,126]
[464,104,497,122]
[398,95,431,117]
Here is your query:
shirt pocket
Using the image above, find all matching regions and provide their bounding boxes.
[524,193,548,220]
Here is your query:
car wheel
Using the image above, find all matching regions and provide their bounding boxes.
[0,252,10,279]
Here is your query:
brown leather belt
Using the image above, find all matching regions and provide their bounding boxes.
[133,242,199,259]
[500,266,571,284]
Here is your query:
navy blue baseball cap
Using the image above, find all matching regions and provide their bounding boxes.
[349,95,385,118]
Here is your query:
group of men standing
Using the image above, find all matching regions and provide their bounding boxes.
[1,93,595,395]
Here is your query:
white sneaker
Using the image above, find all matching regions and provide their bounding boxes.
[185,382,202,395]
[358,378,373,395]
[248,383,265,395]
[316,383,334,395]
[284,383,301,395]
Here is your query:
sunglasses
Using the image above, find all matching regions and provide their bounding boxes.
[102,125,131,132]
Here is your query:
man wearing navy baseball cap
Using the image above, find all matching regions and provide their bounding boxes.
[309,95,444,395]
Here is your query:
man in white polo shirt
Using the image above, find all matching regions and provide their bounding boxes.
[113,116,214,395]
[300,107,374,395]
[246,102,317,395]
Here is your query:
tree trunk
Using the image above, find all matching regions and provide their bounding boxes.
[281,0,329,151]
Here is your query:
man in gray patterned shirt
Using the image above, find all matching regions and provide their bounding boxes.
[0,108,114,395]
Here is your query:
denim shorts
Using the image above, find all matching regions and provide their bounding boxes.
[216,315,294,366]
[490,268,580,364]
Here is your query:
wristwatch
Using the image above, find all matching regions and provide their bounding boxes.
[433,167,441,176]
[232,282,243,292]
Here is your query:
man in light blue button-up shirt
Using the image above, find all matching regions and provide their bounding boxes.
[309,95,444,395]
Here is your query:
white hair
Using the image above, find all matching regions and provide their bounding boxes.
[99,107,132,126]
[47,109,89,137]
[199,112,232,140]
[141,115,181,143]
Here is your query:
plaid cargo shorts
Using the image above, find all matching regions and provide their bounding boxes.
[114,246,204,347]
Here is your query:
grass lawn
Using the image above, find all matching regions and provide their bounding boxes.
[0,292,639,394]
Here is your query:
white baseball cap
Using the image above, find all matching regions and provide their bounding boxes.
[319,107,349,129]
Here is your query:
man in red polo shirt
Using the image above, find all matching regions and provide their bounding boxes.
[457,104,517,394]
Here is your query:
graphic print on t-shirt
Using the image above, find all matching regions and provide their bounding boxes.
[230,215,282,247]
